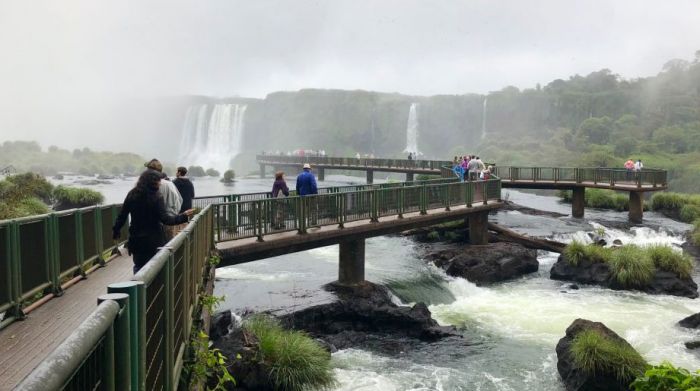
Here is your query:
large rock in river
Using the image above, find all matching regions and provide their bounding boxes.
[550,254,698,298]
[556,319,644,391]
[429,242,539,285]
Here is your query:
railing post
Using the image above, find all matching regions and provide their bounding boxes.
[108,281,145,391]
[398,188,404,218]
[337,194,345,228]
[297,197,306,234]
[48,214,62,295]
[420,185,427,215]
[75,210,86,276]
[256,201,264,242]
[483,181,488,205]
[444,185,450,211]
[164,251,175,391]
[94,207,106,266]
[6,221,24,321]
[466,182,473,208]
[370,190,379,222]
[98,293,131,391]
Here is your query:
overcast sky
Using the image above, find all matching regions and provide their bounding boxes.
[0,0,699,150]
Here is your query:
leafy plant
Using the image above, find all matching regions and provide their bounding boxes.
[571,329,646,384]
[188,330,236,390]
[646,245,693,279]
[680,204,700,223]
[608,245,655,288]
[244,315,337,391]
[200,294,225,314]
[208,255,221,267]
[631,361,700,391]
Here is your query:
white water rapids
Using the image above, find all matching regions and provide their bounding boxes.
[212,188,700,391]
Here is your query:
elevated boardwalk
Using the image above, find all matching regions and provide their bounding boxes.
[0,255,132,390]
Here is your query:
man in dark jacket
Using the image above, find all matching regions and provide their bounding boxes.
[173,167,195,213]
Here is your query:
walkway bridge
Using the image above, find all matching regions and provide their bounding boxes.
[257,155,668,223]
[1,176,501,390]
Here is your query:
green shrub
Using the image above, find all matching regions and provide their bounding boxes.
[571,329,646,384]
[188,166,207,177]
[426,231,440,241]
[221,170,235,183]
[680,204,700,223]
[244,315,336,391]
[631,361,700,391]
[5,173,54,203]
[0,197,50,220]
[608,245,655,288]
[647,245,693,279]
[52,185,104,208]
[563,241,612,266]
[693,219,700,246]
[564,241,588,266]
[651,192,700,213]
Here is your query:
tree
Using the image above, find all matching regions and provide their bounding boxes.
[221,169,235,183]
[577,116,614,145]
[187,166,206,177]
[206,168,220,177]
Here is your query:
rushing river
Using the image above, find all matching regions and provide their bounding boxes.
[58,175,700,390]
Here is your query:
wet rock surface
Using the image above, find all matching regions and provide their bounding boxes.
[678,312,700,329]
[551,254,698,298]
[556,318,642,391]
[427,242,539,285]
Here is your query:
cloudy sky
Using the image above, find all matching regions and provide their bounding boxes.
[0,0,698,150]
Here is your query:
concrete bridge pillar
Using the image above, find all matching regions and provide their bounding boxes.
[629,192,643,224]
[318,167,325,181]
[338,238,365,286]
[468,211,489,245]
[366,170,374,184]
[259,164,266,179]
[406,172,414,182]
[572,188,585,218]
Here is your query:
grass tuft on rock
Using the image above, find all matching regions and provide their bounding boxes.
[53,185,105,208]
[608,245,655,288]
[564,241,612,266]
[646,245,693,279]
[571,329,647,384]
[244,315,337,391]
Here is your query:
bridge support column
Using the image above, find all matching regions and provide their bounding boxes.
[406,172,414,182]
[572,188,585,218]
[468,211,489,245]
[338,238,365,286]
[318,168,325,181]
[366,170,374,184]
[629,192,643,224]
[259,164,266,179]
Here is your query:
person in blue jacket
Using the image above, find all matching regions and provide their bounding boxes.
[296,163,318,226]
[296,163,318,196]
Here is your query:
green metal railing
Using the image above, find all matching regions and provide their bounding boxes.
[16,205,215,391]
[212,178,502,242]
[491,166,667,188]
[257,154,452,171]
[0,204,127,329]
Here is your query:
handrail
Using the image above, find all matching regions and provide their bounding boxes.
[18,205,216,390]
[491,166,667,188]
[211,178,502,242]
[257,154,453,171]
[0,204,127,330]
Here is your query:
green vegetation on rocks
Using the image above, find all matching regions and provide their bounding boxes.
[244,315,336,391]
[206,168,220,177]
[563,241,693,287]
[631,362,700,391]
[221,170,235,183]
[188,166,207,177]
[53,185,105,210]
[558,188,644,212]
[571,329,647,384]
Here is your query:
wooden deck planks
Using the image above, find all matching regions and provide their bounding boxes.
[0,255,134,390]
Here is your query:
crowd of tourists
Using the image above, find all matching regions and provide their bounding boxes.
[451,155,493,181]
[112,159,196,273]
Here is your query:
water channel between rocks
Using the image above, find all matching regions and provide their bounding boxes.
[58,175,700,391]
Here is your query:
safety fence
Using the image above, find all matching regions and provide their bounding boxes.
[16,205,215,391]
[257,154,452,171]
[0,204,127,330]
[212,178,502,242]
[491,166,667,188]
[192,177,461,210]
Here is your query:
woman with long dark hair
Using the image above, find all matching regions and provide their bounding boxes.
[113,169,194,273]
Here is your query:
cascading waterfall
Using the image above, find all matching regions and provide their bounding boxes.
[403,103,420,155]
[178,103,247,172]
[481,96,488,140]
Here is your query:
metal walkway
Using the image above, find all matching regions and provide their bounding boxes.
[0,255,132,390]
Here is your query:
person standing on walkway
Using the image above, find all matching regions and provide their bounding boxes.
[173,166,195,232]
[624,159,635,181]
[145,159,182,239]
[296,163,318,225]
[271,171,290,229]
[113,169,193,274]
[467,156,480,181]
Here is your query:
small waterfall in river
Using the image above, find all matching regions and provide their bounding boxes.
[403,103,420,156]
[481,96,488,140]
[178,103,247,172]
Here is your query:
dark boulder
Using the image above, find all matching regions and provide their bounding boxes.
[551,254,698,299]
[212,326,273,391]
[678,312,700,329]
[429,242,539,285]
[556,319,643,391]
[685,340,700,350]
[278,281,460,354]
[210,310,233,341]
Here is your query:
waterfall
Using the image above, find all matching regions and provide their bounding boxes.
[178,103,247,172]
[403,103,420,155]
[481,96,488,140]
